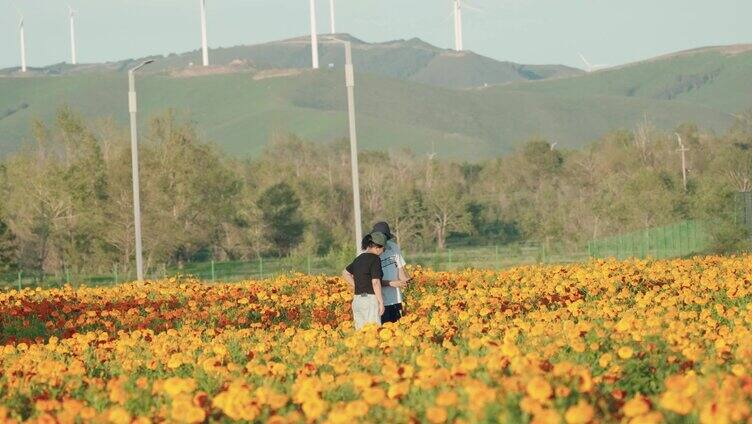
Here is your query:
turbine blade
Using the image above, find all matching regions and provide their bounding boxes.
[464,3,484,13]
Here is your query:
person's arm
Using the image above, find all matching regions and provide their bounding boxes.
[342,263,355,291]
[381,278,407,288]
[398,266,410,283]
[381,250,409,287]
[372,278,385,316]
[381,278,406,288]
[371,258,385,315]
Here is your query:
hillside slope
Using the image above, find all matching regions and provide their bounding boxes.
[500,45,752,114]
[0,69,733,159]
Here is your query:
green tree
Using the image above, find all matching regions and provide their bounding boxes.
[257,182,306,255]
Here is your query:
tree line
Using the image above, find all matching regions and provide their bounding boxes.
[1,107,751,277]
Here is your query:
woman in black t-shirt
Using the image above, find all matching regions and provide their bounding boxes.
[341,232,387,330]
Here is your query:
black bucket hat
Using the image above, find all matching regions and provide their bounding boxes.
[372,221,393,240]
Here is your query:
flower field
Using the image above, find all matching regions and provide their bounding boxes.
[1,256,752,423]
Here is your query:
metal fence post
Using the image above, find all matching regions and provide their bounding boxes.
[17,271,22,291]
[211,260,216,282]
[114,265,118,284]
[259,256,263,280]
[307,255,312,275]
[495,245,499,269]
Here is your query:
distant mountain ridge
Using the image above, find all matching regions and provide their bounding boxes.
[0,34,583,89]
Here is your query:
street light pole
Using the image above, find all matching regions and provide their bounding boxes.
[675,133,688,191]
[128,60,154,281]
[344,41,363,254]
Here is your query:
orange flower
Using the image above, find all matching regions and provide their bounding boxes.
[426,406,448,423]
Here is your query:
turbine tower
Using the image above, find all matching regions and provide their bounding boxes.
[19,15,27,72]
[454,0,463,51]
[68,4,77,65]
[329,0,336,34]
[309,0,319,69]
[199,0,209,66]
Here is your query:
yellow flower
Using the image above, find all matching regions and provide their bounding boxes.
[379,328,393,341]
[623,396,650,417]
[564,400,594,424]
[699,402,730,424]
[302,397,327,420]
[170,394,205,423]
[731,364,745,377]
[362,387,386,405]
[351,372,373,390]
[346,400,369,418]
[107,378,129,405]
[426,406,448,423]
[326,408,352,424]
[107,407,131,424]
[598,353,612,368]
[526,377,553,401]
[163,377,196,397]
[617,346,634,359]
[167,353,184,369]
[388,381,410,399]
[212,382,260,421]
[532,408,562,424]
[659,391,692,415]
[436,391,459,407]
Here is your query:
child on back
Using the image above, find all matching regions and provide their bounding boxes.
[341,232,388,330]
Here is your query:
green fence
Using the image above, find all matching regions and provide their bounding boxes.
[1,243,593,289]
[0,221,714,289]
[587,220,708,260]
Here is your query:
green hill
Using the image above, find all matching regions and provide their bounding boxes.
[0,69,733,159]
[1,38,749,159]
[499,44,752,114]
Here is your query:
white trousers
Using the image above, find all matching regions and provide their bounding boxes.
[352,294,380,330]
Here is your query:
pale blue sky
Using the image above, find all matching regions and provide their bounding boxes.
[1,0,750,70]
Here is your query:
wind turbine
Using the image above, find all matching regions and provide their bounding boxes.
[18,13,27,72]
[199,0,209,66]
[454,0,463,51]
[329,0,336,34]
[309,0,319,69]
[67,4,77,65]
[578,53,608,73]
[452,0,482,52]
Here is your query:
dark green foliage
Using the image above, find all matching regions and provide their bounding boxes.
[257,182,306,256]
[0,316,49,343]
[0,219,17,272]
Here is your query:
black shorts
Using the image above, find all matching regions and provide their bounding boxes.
[381,303,403,324]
